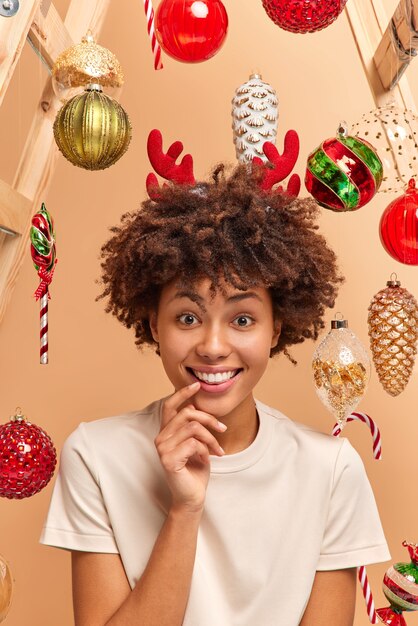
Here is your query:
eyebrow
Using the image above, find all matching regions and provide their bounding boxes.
[169,290,263,309]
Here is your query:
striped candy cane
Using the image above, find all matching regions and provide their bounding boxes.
[332,412,382,460]
[143,0,163,70]
[332,412,382,623]
[34,263,57,365]
[358,565,379,624]
[40,292,49,364]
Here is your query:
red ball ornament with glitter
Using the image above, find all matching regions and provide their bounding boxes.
[380,178,418,265]
[0,409,57,499]
[261,0,348,34]
[155,0,228,63]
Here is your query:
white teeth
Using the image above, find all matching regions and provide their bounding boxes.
[192,370,237,384]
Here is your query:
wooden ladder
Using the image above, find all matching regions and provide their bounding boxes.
[0,0,111,323]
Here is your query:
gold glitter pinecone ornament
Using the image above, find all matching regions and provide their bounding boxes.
[53,84,131,171]
[368,277,418,396]
[231,73,278,163]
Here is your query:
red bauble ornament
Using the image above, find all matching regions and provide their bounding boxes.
[155,0,228,63]
[0,409,57,499]
[261,0,348,34]
[380,179,418,265]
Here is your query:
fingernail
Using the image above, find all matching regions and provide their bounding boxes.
[217,421,227,431]
[219,446,225,455]
[189,382,200,388]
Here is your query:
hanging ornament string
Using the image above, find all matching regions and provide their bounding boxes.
[30,203,57,365]
[143,0,163,70]
[332,413,382,623]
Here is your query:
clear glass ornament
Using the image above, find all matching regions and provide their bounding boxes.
[351,103,418,193]
[0,554,13,623]
[312,317,371,427]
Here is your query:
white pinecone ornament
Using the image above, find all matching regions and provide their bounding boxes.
[232,73,278,163]
[368,278,418,396]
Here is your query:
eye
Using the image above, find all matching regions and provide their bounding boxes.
[177,313,199,326]
[234,315,254,327]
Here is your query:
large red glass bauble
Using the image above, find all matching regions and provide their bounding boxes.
[380,179,418,265]
[0,415,57,499]
[155,0,228,63]
[261,0,348,34]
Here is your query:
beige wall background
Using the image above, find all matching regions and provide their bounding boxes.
[0,1,417,624]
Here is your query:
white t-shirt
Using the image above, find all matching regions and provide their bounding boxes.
[40,398,390,625]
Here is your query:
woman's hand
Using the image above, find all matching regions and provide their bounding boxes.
[155,382,227,513]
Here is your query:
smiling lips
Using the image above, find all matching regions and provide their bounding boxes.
[187,367,242,393]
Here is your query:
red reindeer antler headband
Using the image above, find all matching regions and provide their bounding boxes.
[146,128,300,199]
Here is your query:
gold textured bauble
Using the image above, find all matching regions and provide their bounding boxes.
[52,32,124,91]
[53,86,132,170]
[0,554,13,623]
[368,278,418,396]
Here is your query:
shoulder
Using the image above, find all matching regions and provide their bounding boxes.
[255,399,362,476]
[61,398,164,465]
[256,399,345,454]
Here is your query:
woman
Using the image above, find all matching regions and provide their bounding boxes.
[40,148,390,625]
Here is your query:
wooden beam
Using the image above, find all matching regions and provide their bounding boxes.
[0,0,41,108]
[0,0,112,322]
[28,2,74,71]
[374,0,418,90]
[0,178,32,236]
[345,0,416,109]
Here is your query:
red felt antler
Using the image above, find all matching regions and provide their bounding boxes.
[146,129,196,199]
[253,130,300,197]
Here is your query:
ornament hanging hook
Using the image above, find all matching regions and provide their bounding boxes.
[337,121,348,137]
[387,273,401,287]
[331,312,348,329]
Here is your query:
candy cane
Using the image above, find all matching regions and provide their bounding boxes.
[332,412,382,460]
[332,412,382,623]
[34,263,57,365]
[358,565,379,624]
[40,292,48,365]
[143,0,163,70]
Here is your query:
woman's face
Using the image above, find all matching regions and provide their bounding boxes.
[149,277,281,419]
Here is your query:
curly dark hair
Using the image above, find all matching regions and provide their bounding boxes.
[98,164,344,360]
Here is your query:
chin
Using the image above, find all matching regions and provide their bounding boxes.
[194,392,249,419]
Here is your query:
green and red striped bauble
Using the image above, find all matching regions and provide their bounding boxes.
[377,541,418,626]
[305,126,383,211]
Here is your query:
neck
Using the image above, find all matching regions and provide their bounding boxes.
[212,394,259,454]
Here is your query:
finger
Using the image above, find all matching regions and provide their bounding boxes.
[161,382,201,427]
[157,405,227,442]
[158,421,224,457]
[160,438,211,473]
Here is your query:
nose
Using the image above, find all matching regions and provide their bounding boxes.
[195,323,231,360]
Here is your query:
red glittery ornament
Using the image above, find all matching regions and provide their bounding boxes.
[261,0,348,34]
[155,0,228,63]
[0,409,57,499]
[380,179,418,265]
